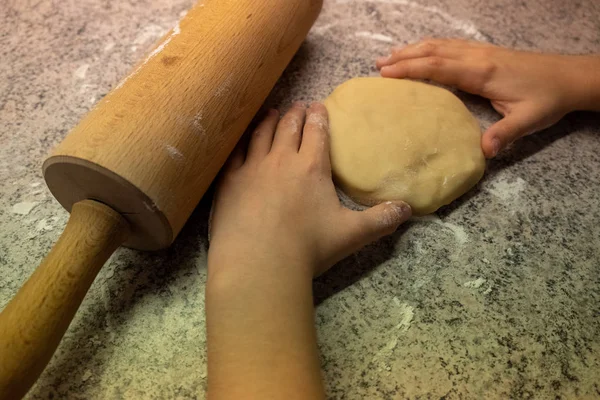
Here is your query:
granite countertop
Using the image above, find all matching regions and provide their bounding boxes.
[1,0,600,398]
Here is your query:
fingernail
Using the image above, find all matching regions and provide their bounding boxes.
[293,101,306,108]
[380,66,390,75]
[400,202,412,216]
[268,108,278,116]
[386,201,412,219]
[491,137,501,157]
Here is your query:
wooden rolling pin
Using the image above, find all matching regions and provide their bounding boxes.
[0,0,322,397]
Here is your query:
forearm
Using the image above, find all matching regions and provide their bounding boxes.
[206,254,325,400]
[568,55,600,112]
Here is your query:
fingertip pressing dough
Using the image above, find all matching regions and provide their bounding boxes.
[323,77,485,215]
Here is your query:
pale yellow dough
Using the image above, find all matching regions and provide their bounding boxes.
[324,77,485,215]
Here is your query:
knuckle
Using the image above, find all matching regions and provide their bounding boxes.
[419,41,438,56]
[252,127,264,137]
[480,61,496,77]
[473,61,496,91]
[265,152,284,168]
[426,56,445,68]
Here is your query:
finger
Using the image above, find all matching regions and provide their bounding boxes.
[299,103,330,169]
[481,109,542,158]
[376,39,463,69]
[380,57,487,94]
[222,136,247,172]
[246,109,279,163]
[335,201,412,260]
[271,102,306,153]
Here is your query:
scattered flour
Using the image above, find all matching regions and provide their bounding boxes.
[81,370,93,382]
[385,336,399,351]
[463,277,486,289]
[11,202,38,215]
[214,77,232,98]
[104,42,115,52]
[133,24,168,45]
[371,298,414,371]
[487,176,527,202]
[165,145,184,161]
[36,219,54,232]
[392,297,414,332]
[311,22,337,35]
[415,215,469,245]
[306,111,329,131]
[74,64,89,80]
[355,31,395,43]
[192,112,205,134]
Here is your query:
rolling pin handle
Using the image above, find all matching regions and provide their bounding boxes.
[0,200,129,399]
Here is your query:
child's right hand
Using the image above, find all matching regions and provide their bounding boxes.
[376,39,600,158]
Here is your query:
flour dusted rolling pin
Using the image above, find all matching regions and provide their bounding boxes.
[0,0,322,397]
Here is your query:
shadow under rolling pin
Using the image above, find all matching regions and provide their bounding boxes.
[0,0,323,398]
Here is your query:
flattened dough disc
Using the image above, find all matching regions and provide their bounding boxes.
[324,77,485,215]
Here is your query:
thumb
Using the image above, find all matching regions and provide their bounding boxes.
[482,109,541,158]
[338,201,412,256]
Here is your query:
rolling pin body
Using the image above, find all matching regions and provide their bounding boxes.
[0,0,322,397]
[45,0,323,250]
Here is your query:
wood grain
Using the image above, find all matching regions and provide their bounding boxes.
[0,200,129,399]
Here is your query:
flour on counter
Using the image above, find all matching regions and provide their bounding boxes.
[74,64,89,80]
[355,31,395,43]
[392,297,414,331]
[11,202,38,215]
[487,176,527,202]
[36,218,54,232]
[81,370,93,382]
[463,277,486,289]
[133,24,168,45]
[311,23,337,35]
[103,42,115,52]
[415,215,469,245]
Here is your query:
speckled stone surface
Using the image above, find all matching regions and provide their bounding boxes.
[1,0,600,398]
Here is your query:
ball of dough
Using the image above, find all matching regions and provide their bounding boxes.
[324,77,485,215]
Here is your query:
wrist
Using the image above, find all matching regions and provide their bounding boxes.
[564,55,600,112]
[207,248,314,297]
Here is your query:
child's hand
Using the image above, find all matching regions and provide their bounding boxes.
[209,102,411,279]
[376,39,600,158]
